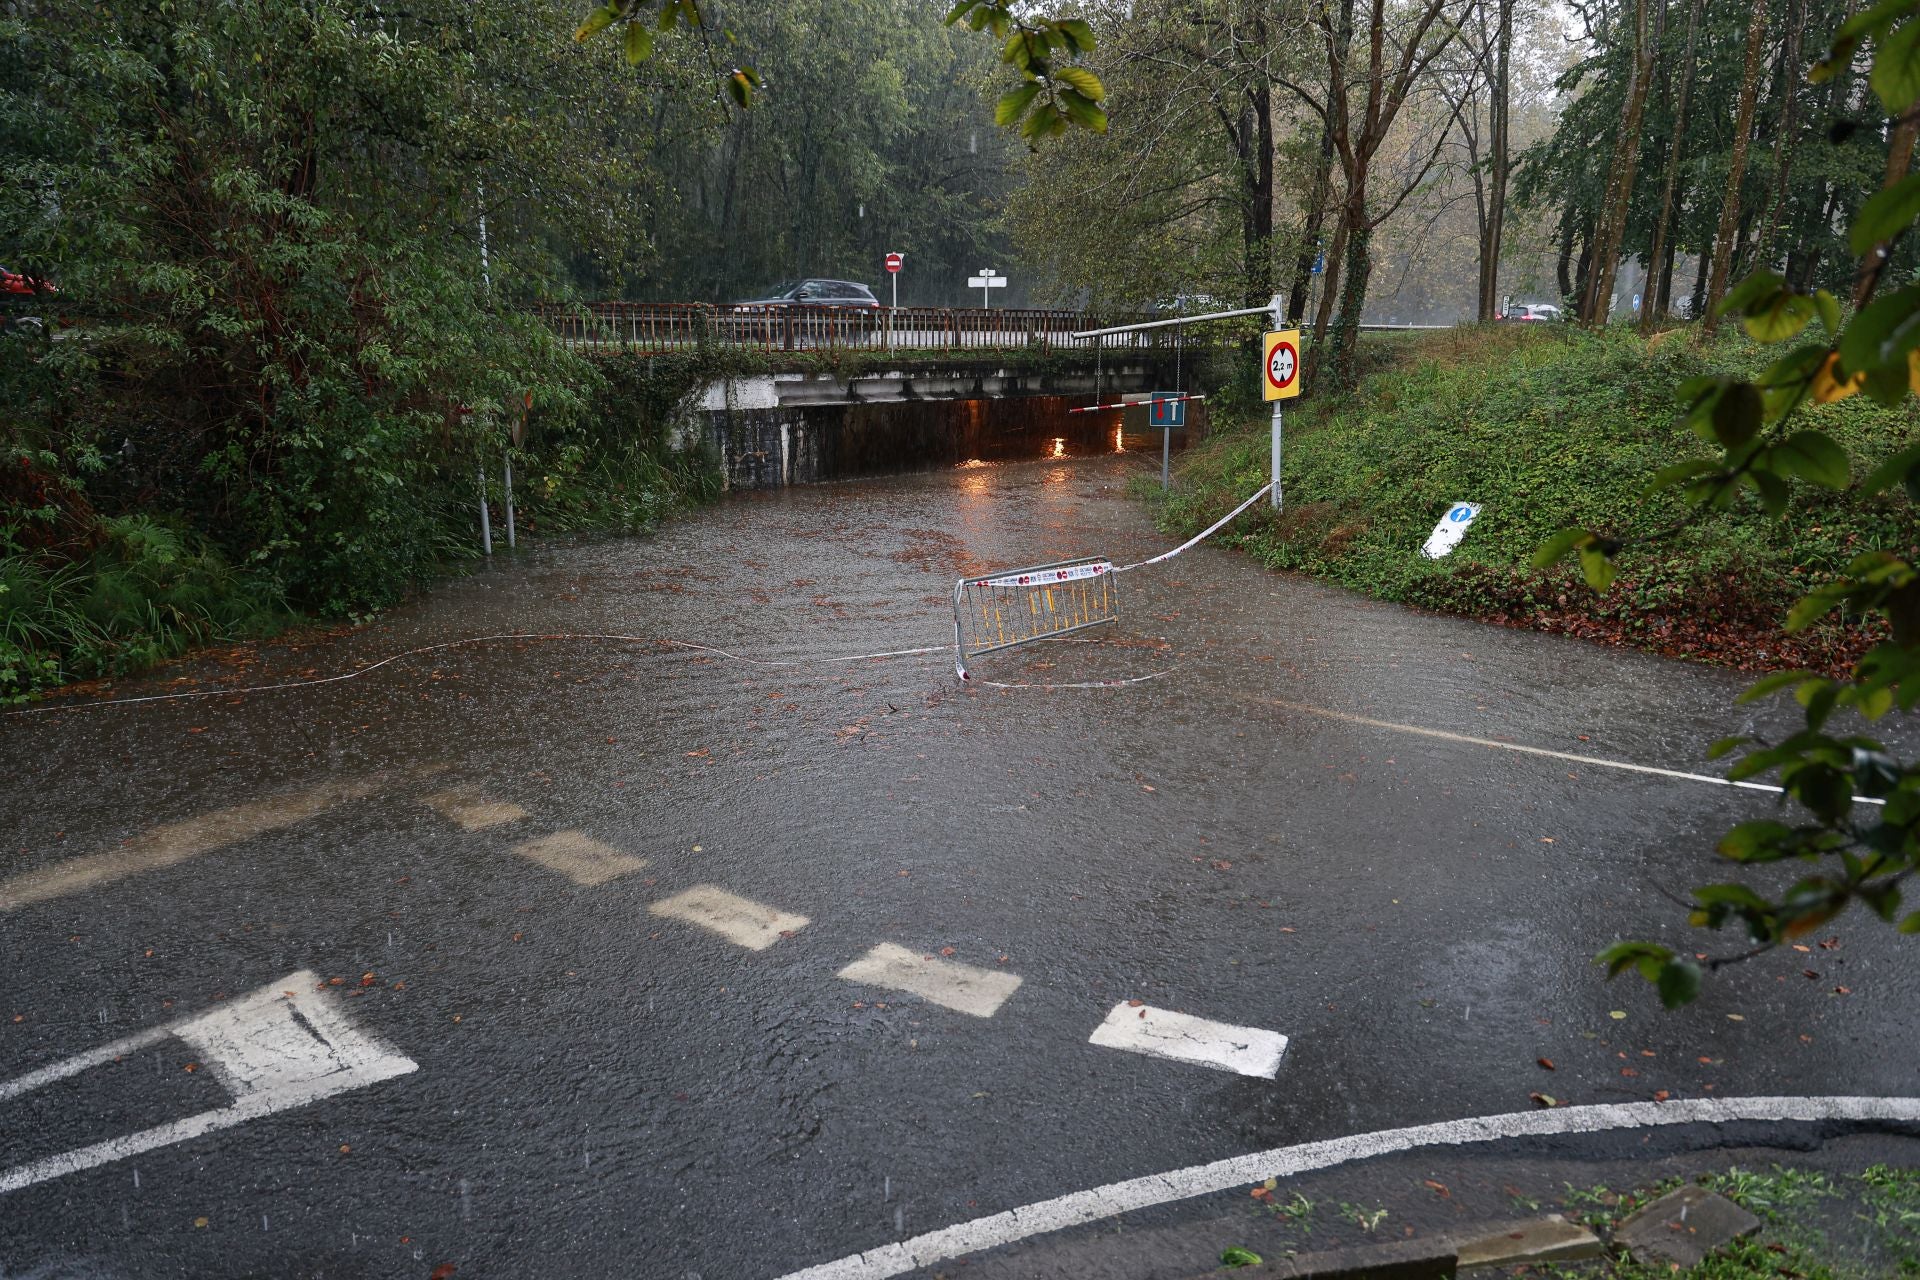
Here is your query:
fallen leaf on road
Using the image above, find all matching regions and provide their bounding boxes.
[1537,1058,1555,1070]
[193,1217,208,1229]
[1727,1013,1746,1021]
[430,1266,457,1280]
[183,1062,198,1073]
[940,947,956,957]
[339,1144,350,1154]
[1833,986,1852,995]
[1424,1180,1450,1198]
[1127,999,1145,1007]
[1529,1093,1561,1108]
[1609,1010,1626,1020]
[1654,1090,1670,1102]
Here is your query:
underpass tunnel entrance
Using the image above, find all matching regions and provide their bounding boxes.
[708,394,1208,489]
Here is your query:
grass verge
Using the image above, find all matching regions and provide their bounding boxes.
[1162,325,1920,674]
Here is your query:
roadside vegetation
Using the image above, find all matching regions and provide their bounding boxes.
[1161,326,1920,675]
[1219,1164,1920,1277]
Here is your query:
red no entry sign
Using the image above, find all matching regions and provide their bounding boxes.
[884,252,903,274]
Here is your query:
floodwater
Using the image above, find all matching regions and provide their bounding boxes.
[3,449,1917,1279]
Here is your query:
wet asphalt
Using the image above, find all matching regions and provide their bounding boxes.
[2,448,1918,1279]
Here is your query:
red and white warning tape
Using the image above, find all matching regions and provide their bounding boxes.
[1065,393,1208,415]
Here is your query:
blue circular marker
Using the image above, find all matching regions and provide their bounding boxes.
[1450,506,1473,522]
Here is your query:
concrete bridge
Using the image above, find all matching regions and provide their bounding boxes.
[542,304,1236,488]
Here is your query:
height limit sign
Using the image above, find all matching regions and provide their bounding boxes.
[1263,329,1301,401]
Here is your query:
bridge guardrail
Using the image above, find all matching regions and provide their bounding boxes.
[531,302,1251,357]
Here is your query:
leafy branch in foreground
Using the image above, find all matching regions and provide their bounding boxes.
[1540,0,1920,1006]
[570,0,1107,137]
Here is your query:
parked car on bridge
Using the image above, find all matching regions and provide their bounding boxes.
[733,279,880,309]
[1498,302,1563,322]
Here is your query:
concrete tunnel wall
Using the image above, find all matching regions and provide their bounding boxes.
[672,365,1208,489]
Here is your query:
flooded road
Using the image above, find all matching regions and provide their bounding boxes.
[4,448,1917,1278]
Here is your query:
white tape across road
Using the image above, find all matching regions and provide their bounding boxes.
[1268,698,1887,807]
[775,1095,1920,1280]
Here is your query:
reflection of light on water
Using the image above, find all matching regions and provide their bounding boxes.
[1050,437,1067,459]
[1112,424,1126,453]
[956,458,992,499]
[1045,466,1070,485]
[956,459,990,469]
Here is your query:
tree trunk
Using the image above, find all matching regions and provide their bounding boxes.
[1331,184,1372,386]
[1582,0,1656,326]
[1754,0,1807,268]
[1702,0,1767,336]
[1556,206,1577,301]
[1689,240,1711,317]
[1573,214,1595,307]
[1476,0,1513,321]
[1305,208,1349,388]
[1856,116,1920,307]
[1642,0,1703,332]
[1288,124,1336,323]
[1246,82,1276,303]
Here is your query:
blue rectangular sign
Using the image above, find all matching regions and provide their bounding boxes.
[1149,393,1186,428]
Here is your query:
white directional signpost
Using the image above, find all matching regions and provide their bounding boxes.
[968,268,1005,309]
[1421,502,1482,559]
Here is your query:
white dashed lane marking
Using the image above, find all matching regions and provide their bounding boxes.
[1088,1002,1289,1079]
[0,778,381,913]
[649,885,808,950]
[420,788,528,831]
[512,830,648,886]
[837,944,1023,1018]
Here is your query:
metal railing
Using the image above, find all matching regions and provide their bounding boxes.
[532,302,1254,357]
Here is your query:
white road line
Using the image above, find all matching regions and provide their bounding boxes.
[836,944,1022,1018]
[1088,1003,1288,1079]
[0,778,382,913]
[1268,698,1888,807]
[0,1027,172,1103]
[420,788,529,831]
[774,1095,1920,1280]
[648,885,808,950]
[0,970,416,1195]
[512,830,647,887]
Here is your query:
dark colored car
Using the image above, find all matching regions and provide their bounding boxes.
[734,279,880,309]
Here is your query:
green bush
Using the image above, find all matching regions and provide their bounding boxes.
[1164,326,1920,668]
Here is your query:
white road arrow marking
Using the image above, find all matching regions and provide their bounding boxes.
[0,970,416,1195]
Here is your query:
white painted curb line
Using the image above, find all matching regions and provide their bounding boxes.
[774,1095,1920,1280]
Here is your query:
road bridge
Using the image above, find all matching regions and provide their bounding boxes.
[544,304,1239,488]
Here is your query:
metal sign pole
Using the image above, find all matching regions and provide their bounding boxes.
[1271,404,1283,510]
[477,460,492,555]
[503,450,516,549]
[1269,294,1285,510]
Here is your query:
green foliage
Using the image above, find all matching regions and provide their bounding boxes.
[0,0,716,697]
[0,519,285,702]
[1165,328,1919,646]
[1530,0,1920,1004]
